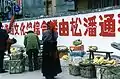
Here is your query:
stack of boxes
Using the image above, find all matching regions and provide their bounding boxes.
[69,39,85,57]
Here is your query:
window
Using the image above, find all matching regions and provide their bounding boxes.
[88,0,120,9]
[23,0,45,17]
[56,0,75,13]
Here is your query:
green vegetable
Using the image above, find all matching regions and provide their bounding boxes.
[73,39,82,46]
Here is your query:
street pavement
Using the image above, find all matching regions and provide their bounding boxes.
[0,67,97,79]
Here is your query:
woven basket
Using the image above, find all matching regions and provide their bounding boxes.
[79,64,96,78]
[9,58,25,74]
[99,66,120,79]
[69,64,80,76]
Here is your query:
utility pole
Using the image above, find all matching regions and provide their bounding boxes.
[45,0,49,15]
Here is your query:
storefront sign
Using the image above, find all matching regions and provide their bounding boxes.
[2,9,120,56]
[14,5,20,12]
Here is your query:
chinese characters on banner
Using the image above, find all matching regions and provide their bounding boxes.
[2,12,120,37]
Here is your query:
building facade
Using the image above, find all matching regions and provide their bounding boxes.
[1,0,120,20]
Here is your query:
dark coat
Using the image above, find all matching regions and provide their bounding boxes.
[0,29,9,52]
[42,30,62,77]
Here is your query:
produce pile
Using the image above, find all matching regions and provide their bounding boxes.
[70,39,84,51]
[93,56,116,65]
[61,55,69,60]
[57,45,69,58]
[73,39,82,46]
[81,56,117,66]
[9,45,25,60]
[88,46,98,51]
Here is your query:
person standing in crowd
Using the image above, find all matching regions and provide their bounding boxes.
[42,21,62,79]
[24,30,40,71]
[0,22,9,73]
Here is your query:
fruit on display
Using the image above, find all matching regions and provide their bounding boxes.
[93,56,116,65]
[93,56,104,64]
[10,47,17,55]
[73,39,82,46]
[62,55,69,60]
[82,59,91,64]
[88,46,98,51]
[106,59,116,65]
[9,45,25,60]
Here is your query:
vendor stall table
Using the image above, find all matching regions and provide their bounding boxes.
[87,50,113,60]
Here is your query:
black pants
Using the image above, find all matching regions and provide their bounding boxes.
[0,51,5,72]
[27,49,39,71]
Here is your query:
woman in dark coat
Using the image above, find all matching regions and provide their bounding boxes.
[42,21,62,79]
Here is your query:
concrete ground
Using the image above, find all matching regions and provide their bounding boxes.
[0,67,97,79]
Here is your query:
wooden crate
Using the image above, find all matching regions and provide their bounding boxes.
[9,58,25,74]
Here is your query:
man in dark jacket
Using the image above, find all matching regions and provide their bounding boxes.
[0,22,9,73]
